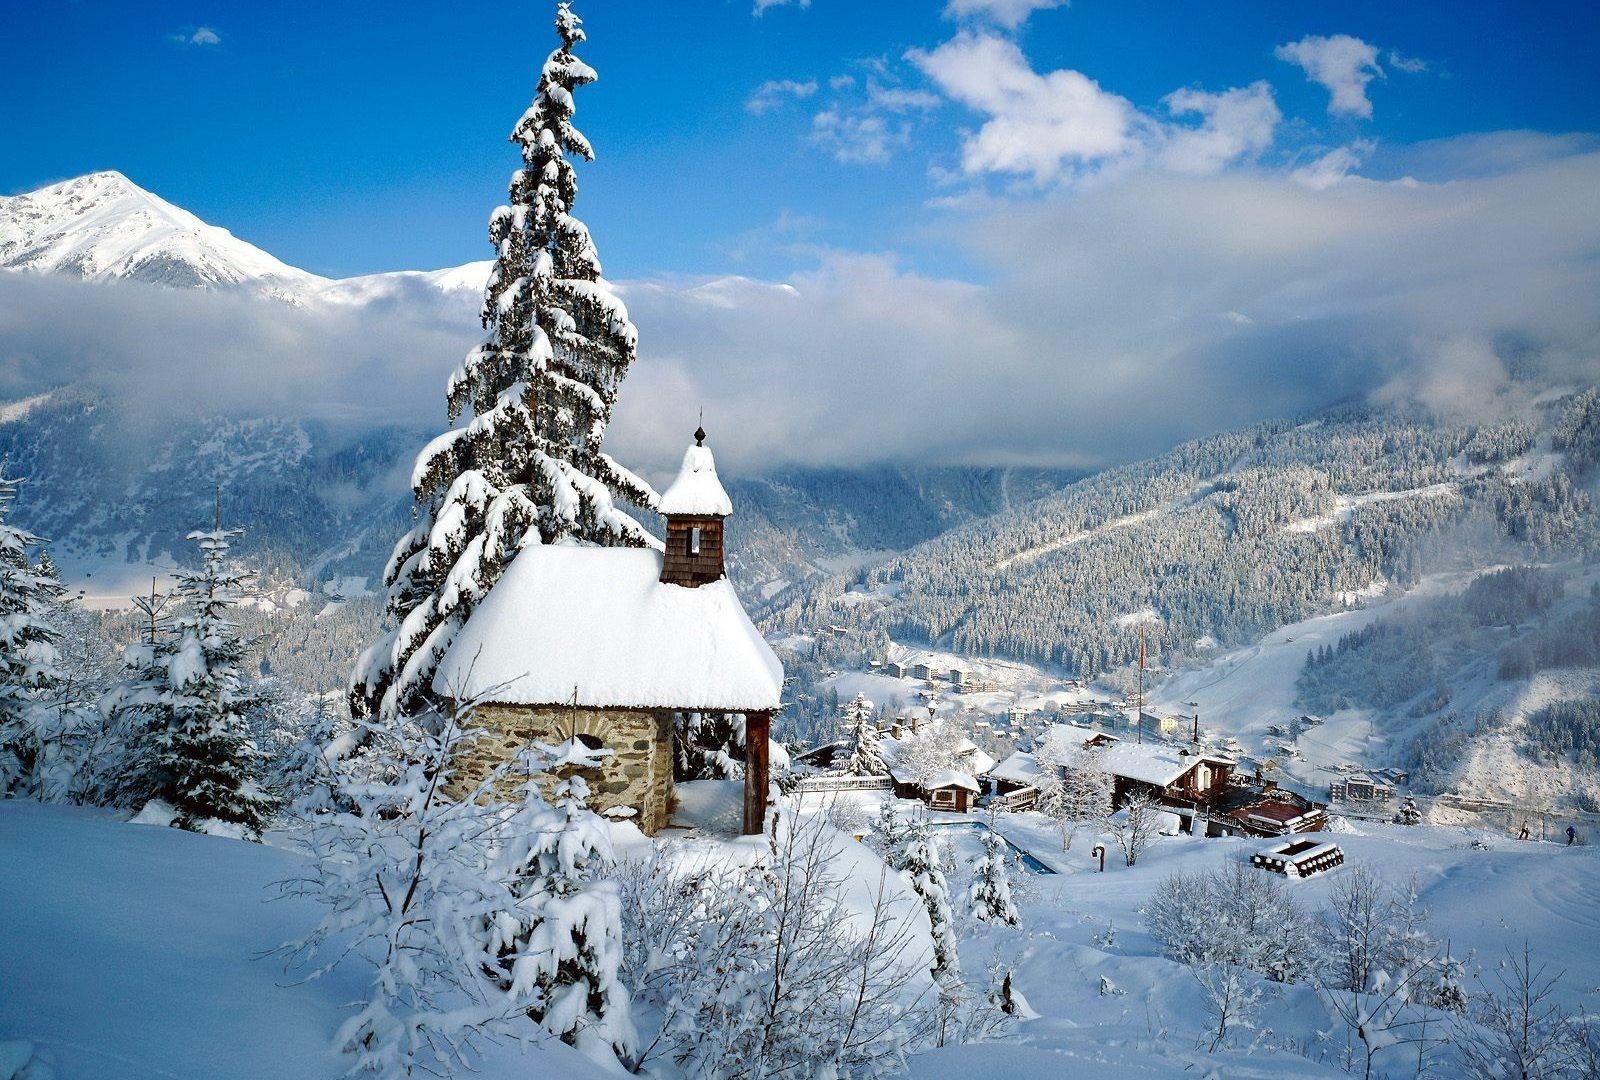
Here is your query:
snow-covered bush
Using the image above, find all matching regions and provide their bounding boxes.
[484,738,636,1067]
[1146,861,1318,984]
[1455,943,1583,1080]
[1105,792,1164,866]
[280,702,513,1076]
[1320,865,1440,996]
[620,808,930,1078]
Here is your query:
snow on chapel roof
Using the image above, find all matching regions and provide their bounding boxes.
[658,429,734,517]
[433,542,783,712]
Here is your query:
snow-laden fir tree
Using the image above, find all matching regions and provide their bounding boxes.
[888,812,960,981]
[110,527,275,836]
[487,738,636,1069]
[968,826,1019,926]
[1394,794,1422,825]
[353,2,658,723]
[0,477,80,802]
[844,693,887,776]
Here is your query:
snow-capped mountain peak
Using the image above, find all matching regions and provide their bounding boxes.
[0,170,326,295]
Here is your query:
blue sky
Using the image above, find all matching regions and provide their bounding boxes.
[3,0,1599,473]
[3,0,1597,280]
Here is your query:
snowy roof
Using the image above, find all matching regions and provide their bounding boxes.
[924,769,980,793]
[1098,742,1232,788]
[1040,722,1118,758]
[433,543,783,712]
[658,438,733,517]
[988,751,1042,785]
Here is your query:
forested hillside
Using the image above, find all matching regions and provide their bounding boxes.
[767,387,1600,676]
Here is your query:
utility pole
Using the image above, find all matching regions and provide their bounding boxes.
[1136,626,1146,744]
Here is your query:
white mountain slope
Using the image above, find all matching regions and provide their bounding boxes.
[0,171,327,296]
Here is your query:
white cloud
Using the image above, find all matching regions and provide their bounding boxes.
[1159,82,1281,175]
[747,78,819,115]
[810,109,907,164]
[942,0,1069,31]
[1291,140,1374,190]
[802,79,940,165]
[170,26,221,46]
[907,32,1141,182]
[752,0,808,14]
[5,145,1596,479]
[866,82,942,113]
[604,145,1600,473]
[1275,34,1384,119]
[1387,50,1428,75]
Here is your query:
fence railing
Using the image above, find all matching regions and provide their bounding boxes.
[791,773,894,793]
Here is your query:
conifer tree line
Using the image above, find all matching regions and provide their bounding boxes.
[768,391,1600,678]
[0,476,279,836]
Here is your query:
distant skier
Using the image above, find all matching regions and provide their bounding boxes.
[1568,825,1577,846]
[1519,822,1531,841]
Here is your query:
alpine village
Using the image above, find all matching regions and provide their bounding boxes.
[3,3,1600,1080]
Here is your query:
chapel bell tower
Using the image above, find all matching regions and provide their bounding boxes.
[658,426,732,588]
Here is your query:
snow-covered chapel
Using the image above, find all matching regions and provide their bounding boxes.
[432,428,784,835]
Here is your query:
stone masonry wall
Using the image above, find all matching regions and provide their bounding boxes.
[445,702,676,834]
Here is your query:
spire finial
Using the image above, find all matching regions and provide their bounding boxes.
[694,421,706,447]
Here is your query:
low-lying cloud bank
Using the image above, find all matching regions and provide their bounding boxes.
[2,134,1597,481]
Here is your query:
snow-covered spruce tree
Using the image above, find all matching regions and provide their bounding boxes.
[486,738,636,1069]
[353,2,657,723]
[845,694,887,776]
[1394,794,1422,825]
[0,477,79,801]
[120,528,276,836]
[893,813,960,981]
[968,827,1020,927]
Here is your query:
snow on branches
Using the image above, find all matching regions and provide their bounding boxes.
[0,477,82,802]
[354,1,658,723]
[102,526,276,837]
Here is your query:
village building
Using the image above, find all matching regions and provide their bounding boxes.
[1222,788,1328,836]
[1099,741,1235,811]
[923,769,980,812]
[432,427,784,836]
[878,720,997,809]
[985,722,1120,806]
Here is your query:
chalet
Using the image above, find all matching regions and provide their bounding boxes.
[433,428,784,836]
[1098,741,1234,810]
[985,723,1120,805]
[879,720,997,809]
[923,769,980,812]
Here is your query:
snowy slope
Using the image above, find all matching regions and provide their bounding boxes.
[0,802,614,1080]
[0,172,325,297]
